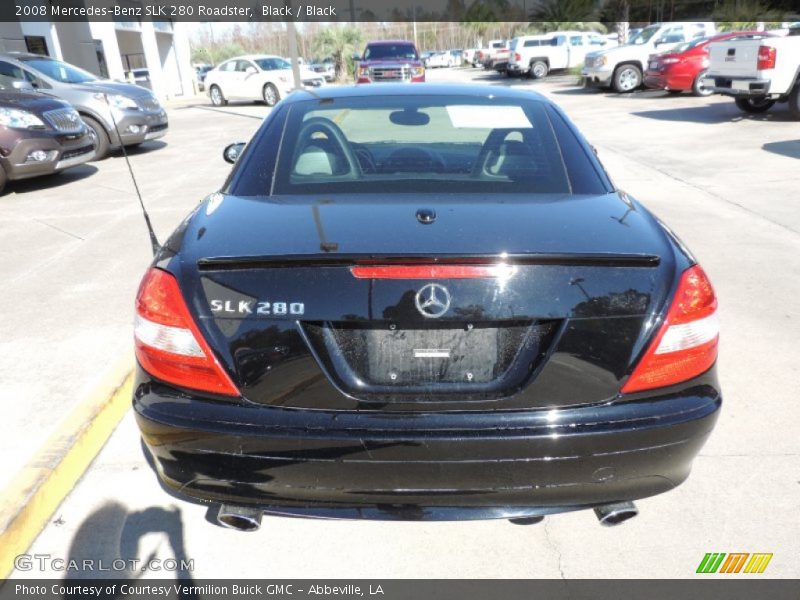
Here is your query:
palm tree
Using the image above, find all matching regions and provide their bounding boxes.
[312,26,364,82]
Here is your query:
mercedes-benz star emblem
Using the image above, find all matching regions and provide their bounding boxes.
[415,283,451,319]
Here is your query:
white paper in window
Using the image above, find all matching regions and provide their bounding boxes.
[446,105,533,129]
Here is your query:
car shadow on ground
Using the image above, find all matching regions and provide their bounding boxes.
[549,85,606,95]
[762,140,800,159]
[58,500,198,594]
[6,165,99,196]
[113,141,168,157]
[631,104,798,124]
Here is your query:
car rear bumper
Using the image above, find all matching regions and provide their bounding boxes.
[644,72,669,90]
[703,76,772,97]
[134,367,721,521]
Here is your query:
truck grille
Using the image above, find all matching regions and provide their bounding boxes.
[44,108,84,133]
[370,67,411,82]
[303,320,560,401]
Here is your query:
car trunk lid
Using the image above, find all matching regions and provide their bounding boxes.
[176,193,677,411]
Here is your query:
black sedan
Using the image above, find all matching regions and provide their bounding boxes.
[133,84,720,531]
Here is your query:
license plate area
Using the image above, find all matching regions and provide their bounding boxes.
[363,325,501,384]
[302,320,561,401]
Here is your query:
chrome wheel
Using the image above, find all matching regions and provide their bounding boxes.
[615,66,641,92]
[263,84,279,107]
[692,70,713,97]
[210,86,224,106]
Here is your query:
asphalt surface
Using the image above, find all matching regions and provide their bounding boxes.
[7,67,800,578]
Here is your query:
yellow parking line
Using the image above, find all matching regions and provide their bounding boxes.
[333,109,350,124]
[0,358,133,578]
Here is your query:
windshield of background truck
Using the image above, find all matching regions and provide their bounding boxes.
[629,25,660,45]
[364,44,418,60]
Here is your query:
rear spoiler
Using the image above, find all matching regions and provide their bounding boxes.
[197,253,661,271]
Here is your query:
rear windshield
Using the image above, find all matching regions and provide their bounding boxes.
[364,44,418,60]
[233,95,610,196]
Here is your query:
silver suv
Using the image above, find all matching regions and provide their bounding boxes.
[0,53,168,158]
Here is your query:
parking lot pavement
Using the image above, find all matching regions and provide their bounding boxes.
[0,101,268,492]
[9,69,800,578]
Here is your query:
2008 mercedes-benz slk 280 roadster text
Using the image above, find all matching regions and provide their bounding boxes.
[133,84,721,531]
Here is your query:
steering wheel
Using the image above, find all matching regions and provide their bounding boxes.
[352,143,377,174]
[471,129,518,178]
[295,117,362,179]
[383,147,446,173]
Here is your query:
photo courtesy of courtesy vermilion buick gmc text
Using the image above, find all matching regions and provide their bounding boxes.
[132,84,721,532]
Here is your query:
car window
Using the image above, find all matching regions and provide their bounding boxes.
[19,57,96,83]
[629,25,660,45]
[364,44,418,60]
[0,60,25,88]
[219,61,236,72]
[570,36,584,46]
[249,96,600,196]
[588,35,605,45]
[659,27,686,44]
[235,60,254,72]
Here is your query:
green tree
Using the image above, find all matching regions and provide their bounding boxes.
[312,26,364,82]
[530,0,599,21]
[713,0,780,22]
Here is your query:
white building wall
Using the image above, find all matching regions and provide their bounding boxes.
[19,22,60,58]
[5,20,193,100]
[0,23,26,53]
[89,21,125,81]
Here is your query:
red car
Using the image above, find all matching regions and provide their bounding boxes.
[644,31,774,96]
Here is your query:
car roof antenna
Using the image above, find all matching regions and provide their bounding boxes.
[103,93,160,256]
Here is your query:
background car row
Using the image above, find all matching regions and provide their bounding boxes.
[204,55,326,107]
[0,52,168,194]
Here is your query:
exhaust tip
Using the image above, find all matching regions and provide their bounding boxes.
[594,501,638,527]
[216,505,263,532]
[508,516,545,526]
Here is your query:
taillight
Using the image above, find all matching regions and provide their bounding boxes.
[622,265,718,393]
[134,268,239,396]
[757,46,776,70]
[350,264,516,279]
[514,53,521,61]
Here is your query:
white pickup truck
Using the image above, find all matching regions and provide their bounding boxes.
[703,31,800,117]
[507,31,608,78]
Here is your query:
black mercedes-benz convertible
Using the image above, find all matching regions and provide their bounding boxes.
[133,84,720,531]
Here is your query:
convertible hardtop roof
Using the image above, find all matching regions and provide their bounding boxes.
[287,83,550,104]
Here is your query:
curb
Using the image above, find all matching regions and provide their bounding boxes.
[0,359,134,578]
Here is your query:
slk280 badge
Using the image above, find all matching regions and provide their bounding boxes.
[209,300,305,316]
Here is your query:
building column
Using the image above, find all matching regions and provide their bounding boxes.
[140,21,166,99]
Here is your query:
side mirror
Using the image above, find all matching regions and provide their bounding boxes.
[11,79,35,92]
[653,38,665,46]
[351,53,362,62]
[223,142,246,164]
[245,66,257,74]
